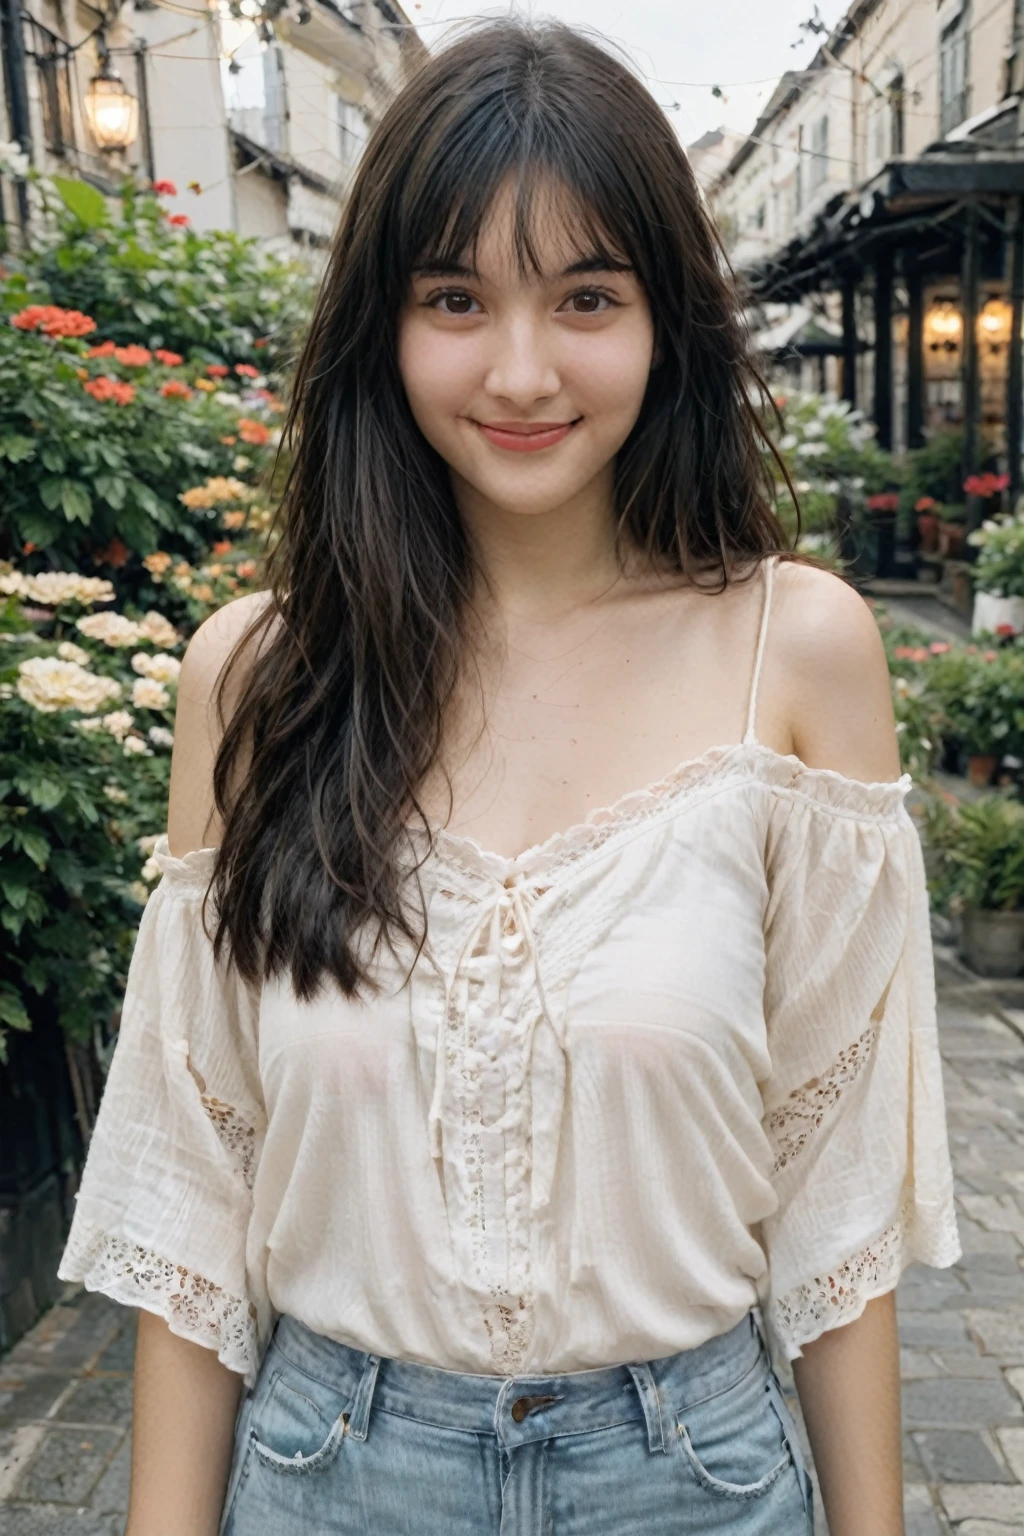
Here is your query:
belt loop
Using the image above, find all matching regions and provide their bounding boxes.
[626,1363,668,1454]
[765,1370,814,1520]
[346,1353,381,1442]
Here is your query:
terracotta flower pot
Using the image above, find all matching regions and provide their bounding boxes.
[967,753,998,788]
[917,513,939,553]
[938,521,967,559]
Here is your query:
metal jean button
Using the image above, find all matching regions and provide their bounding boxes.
[510,1393,561,1423]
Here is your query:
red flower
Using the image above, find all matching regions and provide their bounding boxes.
[253,337,268,349]
[995,622,1018,636]
[22,541,36,554]
[154,349,184,366]
[206,363,230,378]
[915,496,937,513]
[866,492,900,512]
[93,535,131,568]
[169,213,190,227]
[160,379,193,399]
[152,179,178,196]
[87,340,117,358]
[234,362,259,378]
[212,539,233,555]
[84,376,135,405]
[238,417,271,445]
[236,559,257,579]
[964,471,1011,498]
[114,344,152,367]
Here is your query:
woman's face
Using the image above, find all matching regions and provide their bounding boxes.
[397,181,656,521]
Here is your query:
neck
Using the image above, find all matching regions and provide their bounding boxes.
[453,463,648,623]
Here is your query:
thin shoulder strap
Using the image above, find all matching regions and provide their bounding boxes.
[742,555,778,747]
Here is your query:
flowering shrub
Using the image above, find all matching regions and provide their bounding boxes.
[0,575,182,1059]
[967,513,1024,599]
[964,472,1010,500]
[922,793,1024,915]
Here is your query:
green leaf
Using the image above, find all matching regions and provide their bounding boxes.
[94,473,127,510]
[0,434,35,463]
[1,877,29,909]
[60,480,93,524]
[14,775,64,811]
[40,477,63,511]
[52,176,108,230]
[41,444,66,472]
[15,829,50,869]
[0,986,31,1033]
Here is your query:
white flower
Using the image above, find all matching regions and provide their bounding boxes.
[128,880,150,905]
[0,140,30,179]
[0,570,116,606]
[141,854,162,882]
[16,656,122,714]
[76,612,143,648]
[803,420,824,438]
[123,734,153,757]
[232,455,252,472]
[136,611,180,649]
[73,715,104,733]
[137,833,161,855]
[103,784,129,803]
[102,709,135,741]
[131,652,181,684]
[148,726,175,748]
[131,677,171,711]
[780,433,798,450]
[797,440,828,457]
[56,641,91,665]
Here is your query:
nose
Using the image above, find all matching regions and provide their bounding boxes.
[483,312,561,409]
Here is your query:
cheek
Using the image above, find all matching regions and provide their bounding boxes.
[397,321,477,432]
[567,322,654,425]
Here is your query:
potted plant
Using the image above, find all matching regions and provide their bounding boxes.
[925,646,1024,786]
[923,791,1024,976]
[915,496,940,553]
[937,503,969,559]
[967,510,1024,638]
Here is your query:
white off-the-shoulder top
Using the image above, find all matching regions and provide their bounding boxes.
[58,555,961,1388]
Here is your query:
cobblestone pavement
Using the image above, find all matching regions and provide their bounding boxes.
[3,939,1024,1534]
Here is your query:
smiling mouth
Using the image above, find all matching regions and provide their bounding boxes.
[472,419,580,453]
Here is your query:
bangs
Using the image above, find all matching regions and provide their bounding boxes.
[391,94,650,289]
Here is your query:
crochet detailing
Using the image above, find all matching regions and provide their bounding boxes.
[769,1208,906,1351]
[184,1054,257,1191]
[58,1220,259,1382]
[766,1022,880,1173]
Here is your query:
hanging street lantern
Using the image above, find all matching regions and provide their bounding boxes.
[84,48,139,153]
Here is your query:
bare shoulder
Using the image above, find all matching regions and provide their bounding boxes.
[169,591,280,855]
[770,559,902,784]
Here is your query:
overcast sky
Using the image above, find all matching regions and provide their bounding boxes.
[413,0,851,146]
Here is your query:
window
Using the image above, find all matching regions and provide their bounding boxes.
[795,124,804,213]
[940,12,969,134]
[25,18,76,156]
[807,114,828,194]
[890,73,905,156]
[334,97,368,168]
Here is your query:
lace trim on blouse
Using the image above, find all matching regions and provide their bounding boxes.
[765,1022,880,1173]
[59,1219,260,1382]
[184,1053,258,1191]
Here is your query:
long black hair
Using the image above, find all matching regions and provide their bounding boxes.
[208,16,804,999]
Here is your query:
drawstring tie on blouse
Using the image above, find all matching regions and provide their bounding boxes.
[426,873,566,1213]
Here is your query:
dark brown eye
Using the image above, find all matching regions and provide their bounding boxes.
[440,292,475,315]
[568,290,610,314]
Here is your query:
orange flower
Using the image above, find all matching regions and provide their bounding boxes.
[75,367,88,380]
[87,340,117,358]
[982,649,998,661]
[220,435,237,446]
[212,540,233,555]
[12,304,97,338]
[22,541,36,554]
[193,582,214,601]
[160,379,193,399]
[144,551,173,575]
[194,379,217,392]
[238,418,271,446]
[253,338,268,349]
[234,363,259,378]
[93,535,131,567]
[236,560,257,579]
[206,363,229,378]
[222,511,247,530]
[154,349,184,366]
[84,376,135,405]
[114,344,152,367]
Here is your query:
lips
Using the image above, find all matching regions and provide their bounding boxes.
[473,419,579,453]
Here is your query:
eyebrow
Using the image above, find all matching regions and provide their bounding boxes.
[411,255,635,280]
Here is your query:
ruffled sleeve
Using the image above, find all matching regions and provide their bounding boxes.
[56,834,270,1386]
[760,771,961,1361]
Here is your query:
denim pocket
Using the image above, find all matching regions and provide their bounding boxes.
[249,1361,351,1476]
[674,1354,794,1501]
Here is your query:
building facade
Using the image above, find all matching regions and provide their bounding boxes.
[0,0,424,252]
[708,0,1024,512]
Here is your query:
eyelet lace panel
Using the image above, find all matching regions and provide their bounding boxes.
[57,1219,260,1383]
[765,1022,880,1174]
[184,1053,257,1191]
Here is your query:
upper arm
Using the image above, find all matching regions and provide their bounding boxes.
[773,562,902,785]
[167,591,278,857]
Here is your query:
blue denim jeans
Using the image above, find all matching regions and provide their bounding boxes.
[219,1310,814,1535]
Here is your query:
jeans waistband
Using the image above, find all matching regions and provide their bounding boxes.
[266,1312,765,1452]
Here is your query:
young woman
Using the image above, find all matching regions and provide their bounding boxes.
[58,18,960,1536]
